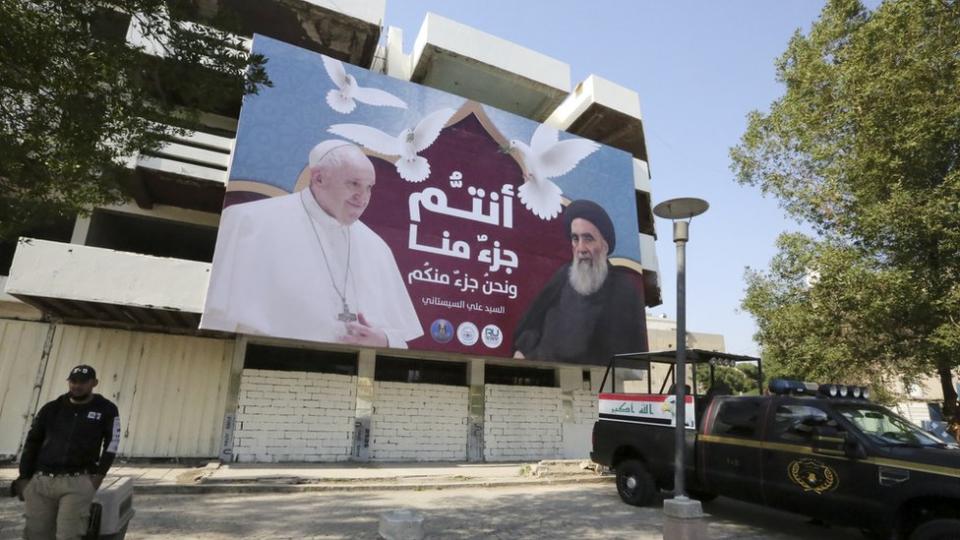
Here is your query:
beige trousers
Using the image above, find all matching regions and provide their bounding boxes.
[23,475,96,540]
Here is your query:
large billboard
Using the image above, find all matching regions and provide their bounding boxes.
[201,35,648,366]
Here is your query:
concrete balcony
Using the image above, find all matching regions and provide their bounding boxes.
[0,275,42,320]
[546,75,648,161]
[410,13,570,122]
[124,115,235,214]
[131,0,384,67]
[4,239,210,331]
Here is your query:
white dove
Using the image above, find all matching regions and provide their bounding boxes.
[509,124,601,220]
[322,56,408,114]
[328,108,456,183]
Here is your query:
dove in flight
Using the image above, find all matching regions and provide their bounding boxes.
[509,124,600,220]
[328,108,456,183]
[322,56,407,114]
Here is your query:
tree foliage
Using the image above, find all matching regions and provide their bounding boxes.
[731,0,960,419]
[698,364,760,396]
[0,1,269,239]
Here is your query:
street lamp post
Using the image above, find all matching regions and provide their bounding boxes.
[653,197,709,505]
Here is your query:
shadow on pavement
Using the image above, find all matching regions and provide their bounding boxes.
[0,484,863,539]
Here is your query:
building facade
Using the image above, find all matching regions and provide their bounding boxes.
[1,0,663,463]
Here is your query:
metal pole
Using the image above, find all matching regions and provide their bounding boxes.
[673,220,689,499]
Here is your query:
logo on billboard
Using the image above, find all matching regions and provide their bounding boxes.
[430,319,455,344]
[482,324,503,348]
[457,322,479,346]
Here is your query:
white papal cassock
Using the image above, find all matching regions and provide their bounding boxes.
[202,189,424,347]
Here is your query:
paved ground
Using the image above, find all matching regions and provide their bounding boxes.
[0,483,862,539]
[0,463,576,489]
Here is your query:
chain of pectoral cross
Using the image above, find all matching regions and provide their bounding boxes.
[301,195,358,323]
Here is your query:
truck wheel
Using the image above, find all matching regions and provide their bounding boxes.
[909,519,960,540]
[616,459,656,506]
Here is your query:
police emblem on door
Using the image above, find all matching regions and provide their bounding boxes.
[788,458,838,494]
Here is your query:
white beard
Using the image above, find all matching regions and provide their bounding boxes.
[568,257,608,296]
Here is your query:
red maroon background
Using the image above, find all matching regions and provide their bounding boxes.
[363,111,571,356]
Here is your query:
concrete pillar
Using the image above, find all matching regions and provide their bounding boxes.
[557,367,580,422]
[352,350,376,461]
[558,367,594,458]
[218,336,246,463]
[70,215,91,245]
[466,359,485,462]
[663,498,706,540]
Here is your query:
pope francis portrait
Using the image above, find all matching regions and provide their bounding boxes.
[202,140,424,348]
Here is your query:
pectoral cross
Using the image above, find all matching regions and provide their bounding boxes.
[337,301,358,323]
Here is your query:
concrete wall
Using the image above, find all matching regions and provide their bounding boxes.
[484,384,562,461]
[894,401,933,427]
[232,369,356,462]
[370,382,468,461]
[646,317,726,352]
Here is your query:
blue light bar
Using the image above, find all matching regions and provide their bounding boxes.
[769,379,818,395]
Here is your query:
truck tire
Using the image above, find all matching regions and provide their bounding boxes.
[909,519,960,540]
[616,459,656,506]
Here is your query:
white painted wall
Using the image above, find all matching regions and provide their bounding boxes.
[5,239,210,313]
[0,320,49,457]
[34,324,234,457]
[233,369,356,462]
[370,381,468,461]
[894,401,933,427]
[562,390,599,459]
[412,13,570,92]
[546,74,643,130]
[646,316,725,352]
[484,384,562,461]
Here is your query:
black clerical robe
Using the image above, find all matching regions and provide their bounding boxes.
[513,263,646,365]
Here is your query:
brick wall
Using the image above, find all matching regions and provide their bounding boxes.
[484,384,562,461]
[571,390,599,424]
[232,369,356,462]
[370,382,468,461]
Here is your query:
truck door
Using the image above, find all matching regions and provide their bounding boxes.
[700,398,766,503]
[761,400,879,526]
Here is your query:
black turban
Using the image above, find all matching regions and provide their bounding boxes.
[563,199,615,252]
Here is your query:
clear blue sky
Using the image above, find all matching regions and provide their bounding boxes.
[383,1,831,356]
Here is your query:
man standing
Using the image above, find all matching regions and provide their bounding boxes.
[12,365,120,540]
[513,199,646,364]
[201,140,423,347]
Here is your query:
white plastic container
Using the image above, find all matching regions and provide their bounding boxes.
[92,476,135,539]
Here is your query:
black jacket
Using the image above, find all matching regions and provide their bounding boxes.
[18,394,120,479]
[513,263,647,365]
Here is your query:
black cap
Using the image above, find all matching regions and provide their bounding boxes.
[564,199,616,252]
[67,365,97,382]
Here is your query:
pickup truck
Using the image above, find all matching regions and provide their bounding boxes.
[590,350,960,540]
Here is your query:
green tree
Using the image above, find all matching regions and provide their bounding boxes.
[699,365,752,395]
[731,0,960,427]
[0,1,269,239]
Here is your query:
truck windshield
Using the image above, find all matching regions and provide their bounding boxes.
[835,404,950,448]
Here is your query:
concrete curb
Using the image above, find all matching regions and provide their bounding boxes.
[134,475,614,495]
